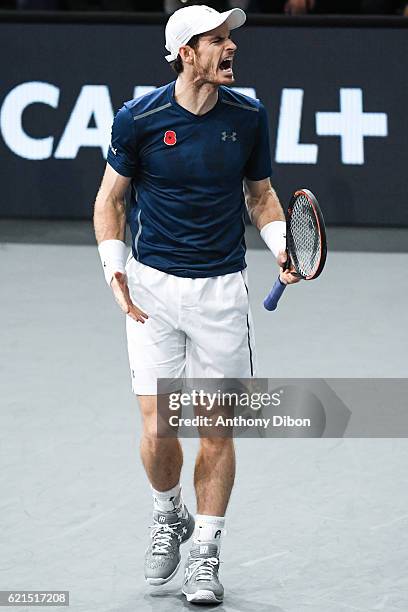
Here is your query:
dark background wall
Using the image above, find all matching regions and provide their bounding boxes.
[1,15,407,225]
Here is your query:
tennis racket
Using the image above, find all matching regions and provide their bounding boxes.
[263,189,327,311]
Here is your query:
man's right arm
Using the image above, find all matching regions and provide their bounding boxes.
[93,163,148,323]
[94,163,129,244]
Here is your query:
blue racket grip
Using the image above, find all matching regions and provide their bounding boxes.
[263,277,287,311]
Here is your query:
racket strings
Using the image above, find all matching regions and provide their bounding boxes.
[288,194,321,277]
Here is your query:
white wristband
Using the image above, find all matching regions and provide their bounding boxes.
[260,221,286,259]
[98,239,127,286]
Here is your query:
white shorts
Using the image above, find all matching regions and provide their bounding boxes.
[125,257,257,395]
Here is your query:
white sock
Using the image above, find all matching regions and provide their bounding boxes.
[151,483,183,513]
[193,514,225,553]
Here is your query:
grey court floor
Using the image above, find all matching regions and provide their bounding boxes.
[1,226,408,612]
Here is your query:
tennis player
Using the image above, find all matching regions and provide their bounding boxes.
[94,4,299,605]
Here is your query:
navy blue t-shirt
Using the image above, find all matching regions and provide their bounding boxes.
[107,81,272,278]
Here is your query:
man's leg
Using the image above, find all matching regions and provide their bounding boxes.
[124,258,194,584]
[181,437,235,603]
[139,395,183,491]
[181,270,256,603]
[139,395,195,586]
[194,437,235,516]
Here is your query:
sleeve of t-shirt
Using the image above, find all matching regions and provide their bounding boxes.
[106,105,138,178]
[244,103,273,181]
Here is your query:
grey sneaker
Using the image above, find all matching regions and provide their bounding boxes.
[144,505,195,585]
[182,543,224,604]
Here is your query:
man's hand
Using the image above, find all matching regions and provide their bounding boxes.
[277,250,302,285]
[110,272,149,323]
[284,0,315,15]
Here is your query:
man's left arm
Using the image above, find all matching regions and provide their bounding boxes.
[244,177,301,285]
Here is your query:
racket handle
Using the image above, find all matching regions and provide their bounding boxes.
[263,277,287,311]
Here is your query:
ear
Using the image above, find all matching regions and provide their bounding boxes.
[179,44,195,66]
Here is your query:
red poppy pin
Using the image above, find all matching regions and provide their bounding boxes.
[164,130,177,146]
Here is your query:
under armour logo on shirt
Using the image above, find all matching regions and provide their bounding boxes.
[221,131,237,142]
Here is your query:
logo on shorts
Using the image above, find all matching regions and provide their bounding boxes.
[164,130,177,146]
[110,143,117,155]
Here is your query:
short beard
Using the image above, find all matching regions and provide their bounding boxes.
[191,56,219,87]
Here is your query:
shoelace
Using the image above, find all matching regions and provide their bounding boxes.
[150,522,181,554]
[186,557,219,582]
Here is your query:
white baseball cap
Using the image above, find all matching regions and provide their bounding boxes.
[165,4,246,63]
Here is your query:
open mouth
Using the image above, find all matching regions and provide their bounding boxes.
[219,58,233,72]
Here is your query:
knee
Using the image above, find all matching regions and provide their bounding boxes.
[142,418,160,445]
[141,417,180,454]
[138,395,159,441]
[199,436,234,454]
